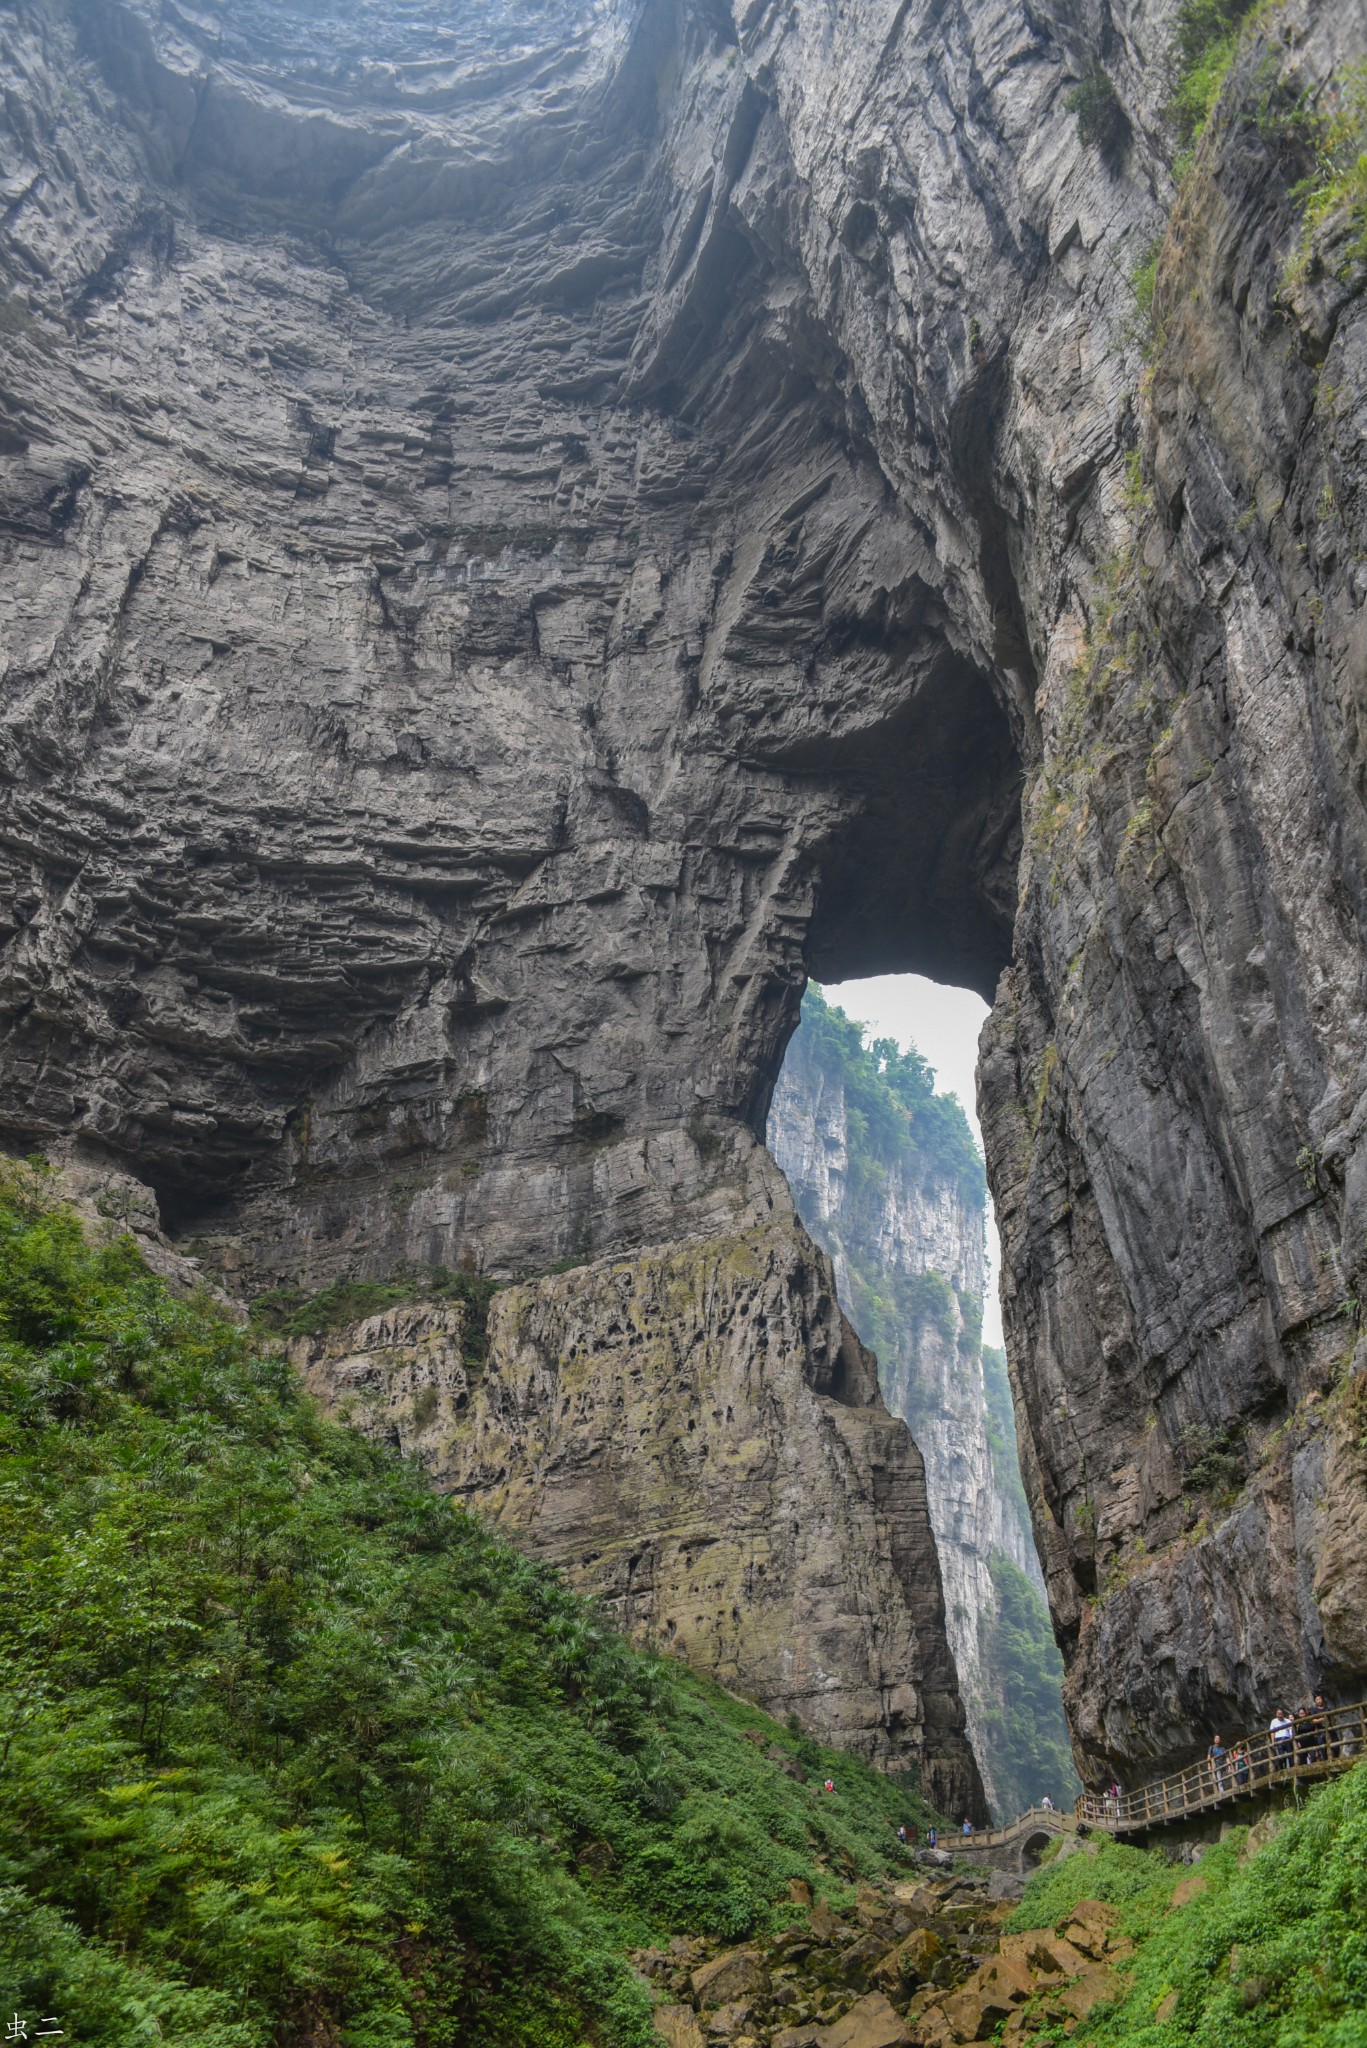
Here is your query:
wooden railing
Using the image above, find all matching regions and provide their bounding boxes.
[1075,1699,1367,1833]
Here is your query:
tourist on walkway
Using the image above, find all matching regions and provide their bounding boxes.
[1206,1734,1228,1792]
[1307,1694,1328,1764]
[961,1817,974,1836]
[927,1825,937,1849]
[1271,1707,1294,1768]
[1040,1794,1055,1811]
[1231,1741,1250,1789]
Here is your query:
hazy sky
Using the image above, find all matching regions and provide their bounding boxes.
[821,973,1004,1348]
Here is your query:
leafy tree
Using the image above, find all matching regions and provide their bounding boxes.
[1066,63,1130,159]
[798,988,986,1206]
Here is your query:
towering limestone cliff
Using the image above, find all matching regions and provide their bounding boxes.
[1,0,1366,1792]
[769,986,1076,1815]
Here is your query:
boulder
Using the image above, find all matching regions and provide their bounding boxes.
[1060,1898,1122,1957]
[840,1930,898,1986]
[819,1992,914,2047]
[811,1898,848,1942]
[872,1926,944,1990]
[691,1949,766,2009]
[654,2006,707,2048]
[891,1882,942,1915]
[998,1931,1083,1978]
[1051,1835,1098,1865]
[909,2004,958,2048]
[704,2000,753,2039]
[987,1868,1027,1901]
[1053,1964,1122,2021]
[940,1956,1033,2041]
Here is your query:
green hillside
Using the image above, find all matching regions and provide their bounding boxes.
[0,1162,936,2048]
[1009,1764,1367,2047]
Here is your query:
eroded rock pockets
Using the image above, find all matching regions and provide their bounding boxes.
[297,1208,985,1818]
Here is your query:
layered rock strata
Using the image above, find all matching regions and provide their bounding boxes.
[299,1203,983,1813]
[1,0,1366,1787]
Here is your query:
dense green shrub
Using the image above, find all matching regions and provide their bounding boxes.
[249,1264,498,1366]
[1066,64,1129,157]
[1009,1765,1367,2046]
[1167,0,1258,146]
[0,1165,934,2048]
[1287,64,1367,283]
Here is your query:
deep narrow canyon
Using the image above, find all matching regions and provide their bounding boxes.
[1,0,1365,1797]
[769,983,1076,1818]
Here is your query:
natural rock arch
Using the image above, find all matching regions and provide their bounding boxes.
[2,0,1366,1799]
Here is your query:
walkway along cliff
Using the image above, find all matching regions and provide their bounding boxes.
[1,0,1366,1795]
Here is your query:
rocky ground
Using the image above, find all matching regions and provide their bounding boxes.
[639,1854,1133,2048]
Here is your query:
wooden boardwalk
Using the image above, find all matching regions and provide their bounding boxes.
[958,1698,1366,1863]
[1074,1697,1367,1834]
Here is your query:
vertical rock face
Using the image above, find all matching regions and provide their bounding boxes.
[768,988,1054,1815]
[297,1194,985,1816]
[974,6,1367,1780]
[1,0,1366,1791]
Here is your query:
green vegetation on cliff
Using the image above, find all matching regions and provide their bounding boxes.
[977,1556,1081,1815]
[1009,1763,1367,2046]
[800,986,986,1208]
[0,1165,934,2048]
[790,986,985,1378]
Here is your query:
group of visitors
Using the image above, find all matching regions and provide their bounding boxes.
[1205,1693,1341,1792]
[1270,1694,1336,1767]
[1203,1734,1251,1790]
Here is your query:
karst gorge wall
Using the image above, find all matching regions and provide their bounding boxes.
[2,0,1367,1796]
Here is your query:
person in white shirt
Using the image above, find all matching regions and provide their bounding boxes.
[1271,1708,1294,1768]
